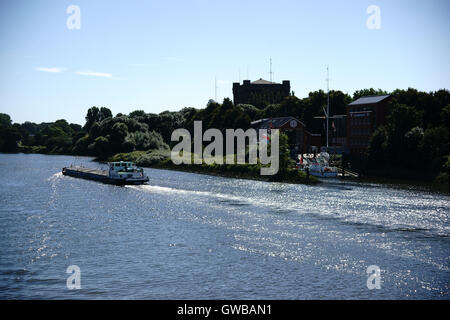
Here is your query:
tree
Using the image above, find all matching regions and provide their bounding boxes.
[125,131,168,151]
[73,134,90,155]
[89,136,110,158]
[368,126,388,165]
[0,113,12,127]
[353,88,388,100]
[0,126,21,152]
[442,104,450,130]
[280,96,301,118]
[275,132,291,178]
[404,126,425,169]
[384,103,421,163]
[421,126,449,173]
[236,104,261,120]
[129,110,146,119]
[110,122,129,153]
[84,106,100,131]
[99,107,112,122]
[84,106,112,131]
[329,90,352,116]
[221,98,234,112]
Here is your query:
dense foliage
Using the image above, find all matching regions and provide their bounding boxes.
[1,87,449,183]
[365,89,450,183]
[0,107,167,158]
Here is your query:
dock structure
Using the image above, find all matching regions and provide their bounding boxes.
[337,167,359,178]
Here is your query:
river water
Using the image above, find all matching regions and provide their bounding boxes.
[0,153,448,299]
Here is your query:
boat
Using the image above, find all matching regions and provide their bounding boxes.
[62,161,149,185]
[298,152,338,178]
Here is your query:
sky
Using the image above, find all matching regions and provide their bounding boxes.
[0,0,449,125]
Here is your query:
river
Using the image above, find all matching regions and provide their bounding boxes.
[0,153,448,299]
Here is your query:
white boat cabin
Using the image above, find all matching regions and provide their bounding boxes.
[108,161,143,176]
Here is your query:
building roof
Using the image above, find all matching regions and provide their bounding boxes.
[348,94,391,106]
[251,78,277,85]
[251,116,306,129]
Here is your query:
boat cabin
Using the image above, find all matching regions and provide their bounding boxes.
[108,161,142,174]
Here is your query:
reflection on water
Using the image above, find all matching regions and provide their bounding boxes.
[0,153,449,299]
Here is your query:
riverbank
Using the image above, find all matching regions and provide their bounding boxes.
[107,150,320,185]
[4,150,449,191]
[152,161,320,185]
[109,150,450,192]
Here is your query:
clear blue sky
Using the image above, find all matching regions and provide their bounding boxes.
[0,0,449,124]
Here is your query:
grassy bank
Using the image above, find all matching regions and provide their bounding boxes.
[108,149,320,185]
[107,149,450,191]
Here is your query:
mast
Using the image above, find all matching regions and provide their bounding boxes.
[326,65,330,148]
[269,58,273,82]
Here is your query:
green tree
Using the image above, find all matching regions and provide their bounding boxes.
[110,122,129,152]
[353,88,388,100]
[385,103,421,163]
[441,104,450,130]
[0,113,12,127]
[421,126,449,173]
[84,106,112,131]
[88,136,110,158]
[368,126,388,165]
[84,107,100,131]
[276,132,291,177]
[0,126,21,152]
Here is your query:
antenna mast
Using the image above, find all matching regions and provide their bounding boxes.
[269,58,273,82]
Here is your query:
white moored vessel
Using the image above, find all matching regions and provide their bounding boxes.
[299,152,338,178]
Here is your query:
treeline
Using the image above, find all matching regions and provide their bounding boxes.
[365,89,450,184]
[0,87,449,183]
[0,107,168,157]
[0,88,354,156]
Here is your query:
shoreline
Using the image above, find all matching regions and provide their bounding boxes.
[147,161,321,185]
[2,151,449,193]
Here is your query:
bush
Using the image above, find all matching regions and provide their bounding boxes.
[135,149,170,166]
[109,149,170,167]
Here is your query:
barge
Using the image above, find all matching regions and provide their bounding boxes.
[62,161,149,185]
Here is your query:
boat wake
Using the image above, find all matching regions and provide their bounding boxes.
[127,184,247,203]
[46,172,63,182]
[126,183,450,238]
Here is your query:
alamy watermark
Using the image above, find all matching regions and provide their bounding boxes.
[366,265,381,289]
[366,5,381,30]
[171,121,280,175]
[66,5,81,30]
[66,265,81,289]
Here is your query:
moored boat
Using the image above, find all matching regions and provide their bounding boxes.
[298,152,338,178]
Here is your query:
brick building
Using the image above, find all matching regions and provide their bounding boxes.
[346,94,392,154]
[251,117,321,154]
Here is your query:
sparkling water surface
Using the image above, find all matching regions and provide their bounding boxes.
[0,153,448,299]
